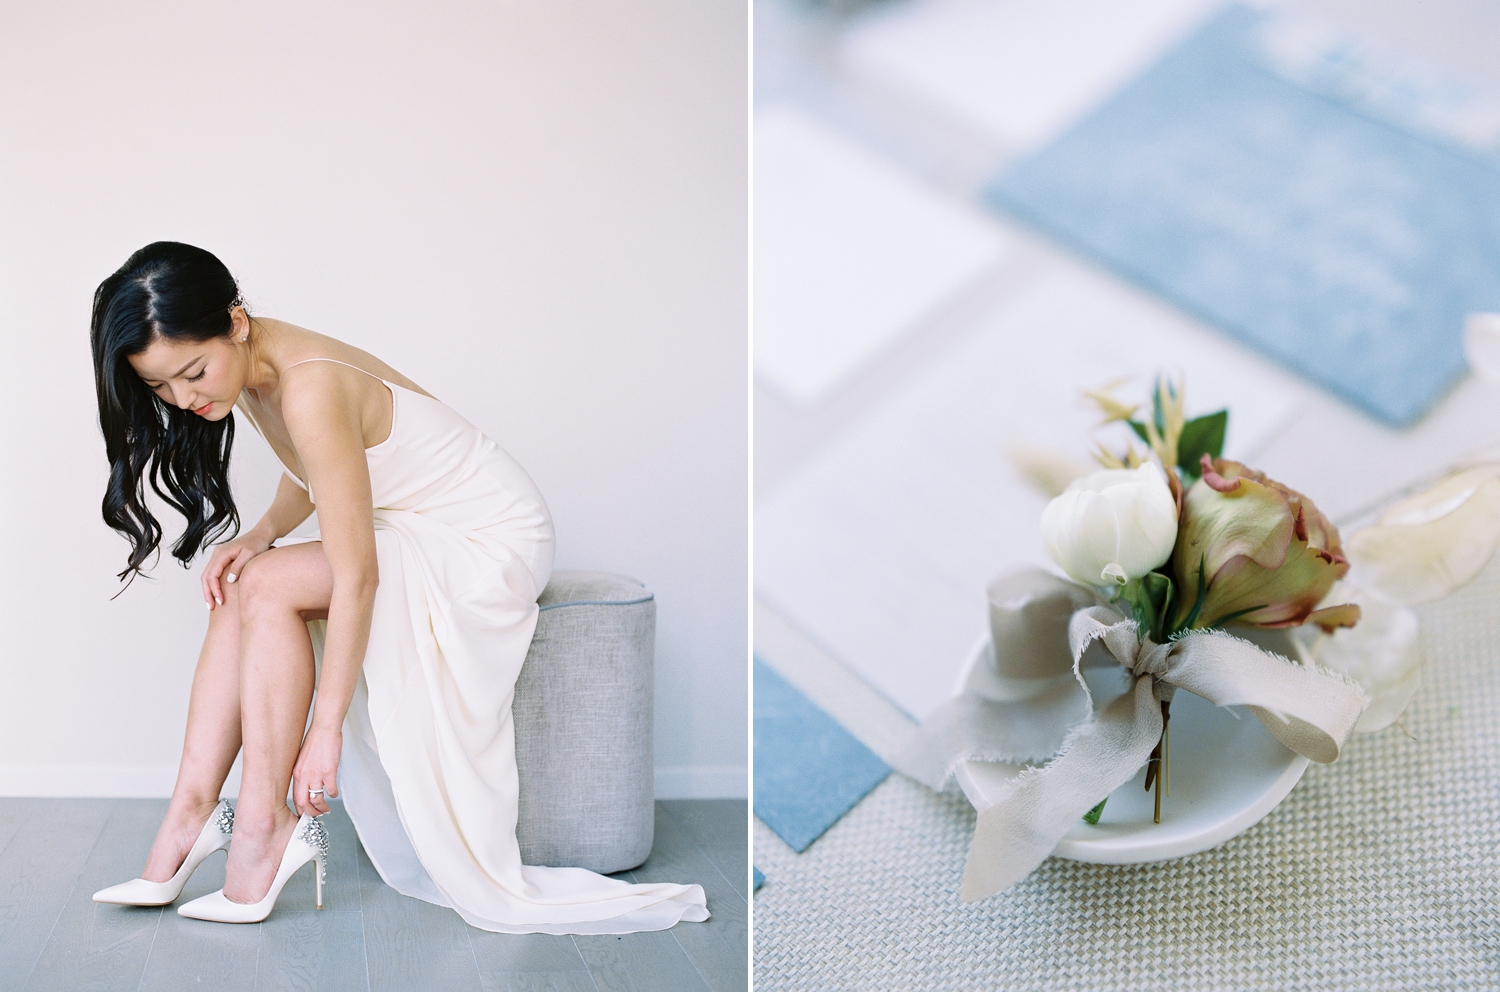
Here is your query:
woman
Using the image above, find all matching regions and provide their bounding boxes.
[87,242,709,932]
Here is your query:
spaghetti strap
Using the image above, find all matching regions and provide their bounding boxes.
[284,357,389,383]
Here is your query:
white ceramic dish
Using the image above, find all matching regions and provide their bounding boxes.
[952,629,1310,864]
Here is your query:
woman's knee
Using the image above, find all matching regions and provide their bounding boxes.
[233,543,332,622]
[212,571,244,619]
[235,553,292,617]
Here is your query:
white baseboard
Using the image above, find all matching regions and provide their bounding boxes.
[0,764,746,800]
[0,765,190,798]
[654,765,747,799]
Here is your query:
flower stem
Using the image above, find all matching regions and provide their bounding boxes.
[1163,700,1171,798]
[1143,699,1172,822]
[1152,744,1162,824]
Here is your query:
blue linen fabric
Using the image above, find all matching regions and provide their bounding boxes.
[753,867,765,892]
[753,658,890,853]
[985,4,1500,427]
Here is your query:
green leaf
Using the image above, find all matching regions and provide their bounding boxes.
[1124,579,1152,635]
[1176,410,1227,478]
[1139,571,1175,642]
[1083,798,1108,824]
[1209,604,1269,629]
[1124,571,1176,643]
[1130,593,1155,637]
[1128,419,1150,444]
[1177,553,1208,634]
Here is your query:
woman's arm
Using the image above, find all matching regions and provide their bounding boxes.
[202,473,315,608]
[253,473,318,545]
[281,363,381,814]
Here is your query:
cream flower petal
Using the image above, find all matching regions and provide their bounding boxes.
[1346,464,1500,605]
[1300,579,1421,733]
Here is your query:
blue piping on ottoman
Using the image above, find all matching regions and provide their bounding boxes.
[538,594,655,611]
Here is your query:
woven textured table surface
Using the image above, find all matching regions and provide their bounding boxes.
[753,559,1500,990]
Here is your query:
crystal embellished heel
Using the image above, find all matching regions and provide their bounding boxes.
[176,813,328,923]
[93,799,235,906]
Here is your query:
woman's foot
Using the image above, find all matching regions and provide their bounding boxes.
[221,806,300,904]
[141,798,222,883]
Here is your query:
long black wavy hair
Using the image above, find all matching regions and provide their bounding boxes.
[91,242,242,584]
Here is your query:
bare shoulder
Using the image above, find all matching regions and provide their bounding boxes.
[272,321,435,399]
[278,360,360,436]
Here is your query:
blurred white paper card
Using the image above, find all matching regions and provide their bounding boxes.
[753,106,1010,404]
[841,0,1217,153]
[755,262,1306,720]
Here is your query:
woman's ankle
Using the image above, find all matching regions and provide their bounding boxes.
[166,794,222,825]
[141,803,218,882]
[228,802,296,842]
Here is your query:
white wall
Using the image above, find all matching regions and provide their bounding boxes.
[0,1,748,798]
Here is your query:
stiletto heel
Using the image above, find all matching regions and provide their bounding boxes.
[93,799,235,906]
[177,813,329,923]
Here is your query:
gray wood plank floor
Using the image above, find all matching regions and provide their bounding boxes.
[0,798,747,992]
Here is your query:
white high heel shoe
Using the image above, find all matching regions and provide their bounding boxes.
[93,799,235,906]
[176,813,328,923]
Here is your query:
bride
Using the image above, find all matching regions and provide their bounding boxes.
[87,241,708,933]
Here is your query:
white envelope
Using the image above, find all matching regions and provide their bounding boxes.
[754,105,1011,403]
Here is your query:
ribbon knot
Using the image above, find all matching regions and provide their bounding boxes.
[891,568,1369,903]
[1131,639,1174,681]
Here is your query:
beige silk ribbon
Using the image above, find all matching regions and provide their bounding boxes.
[891,568,1369,902]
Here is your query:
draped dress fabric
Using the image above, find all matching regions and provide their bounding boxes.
[236,358,709,934]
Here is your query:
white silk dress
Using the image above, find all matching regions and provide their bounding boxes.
[238,358,709,934]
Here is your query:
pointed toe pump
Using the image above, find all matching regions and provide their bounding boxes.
[93,799,235,906]
[176,813,329,923]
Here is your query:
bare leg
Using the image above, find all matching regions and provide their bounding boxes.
[222,543,334,904]
[140,582,247,882]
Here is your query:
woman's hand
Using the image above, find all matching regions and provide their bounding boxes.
[202,530,273,609]
[292,725,342,817]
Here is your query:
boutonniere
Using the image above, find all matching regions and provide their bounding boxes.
[893,375,1495,902]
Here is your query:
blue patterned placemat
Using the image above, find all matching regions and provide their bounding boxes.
[753,658,890,853]
[985,4,1500,427]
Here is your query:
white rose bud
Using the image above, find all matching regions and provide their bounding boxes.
[1040,462,1179,588]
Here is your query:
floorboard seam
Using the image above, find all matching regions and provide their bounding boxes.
[462,910,483,991]
[653,804,730,991]
[353,826,374,992]
[671,927,714,992]
[569,935,603,992]
[356,910,371,992]
[21,800,116,989]
[135,907,164,991]
[251,919,263,992]
[659,802,747,905]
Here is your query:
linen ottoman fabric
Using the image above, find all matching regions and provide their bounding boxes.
[513,570,657,875]
[752,557,1500,990]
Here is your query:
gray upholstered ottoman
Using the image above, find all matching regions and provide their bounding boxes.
[512,570,655,874]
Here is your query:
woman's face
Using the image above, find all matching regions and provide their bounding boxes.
[127,324,246,422]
